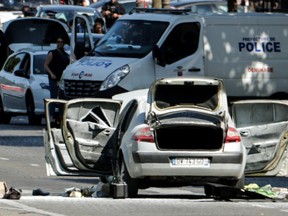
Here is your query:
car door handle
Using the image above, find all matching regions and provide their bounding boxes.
[240,130,249,137]
[188,67,201,72]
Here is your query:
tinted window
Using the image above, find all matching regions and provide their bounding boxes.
[155,84,219,110]
[33,54,47,75]
[3,53,26,73]
[161,22,200,64]
[4,19,69,45]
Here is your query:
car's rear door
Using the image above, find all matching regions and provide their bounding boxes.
[44,98,122,176]
[230,100,288,176]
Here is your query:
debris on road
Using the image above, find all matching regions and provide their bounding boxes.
[205,183,288,201]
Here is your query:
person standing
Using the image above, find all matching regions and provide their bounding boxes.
[44,37,69,123]
[101,0,125,29]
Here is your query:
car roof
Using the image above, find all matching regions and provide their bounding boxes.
[36,4,99,12]
[89,0,137,13]
[13,48,51,55]
[170,0,227,7]
[35,4,104,29]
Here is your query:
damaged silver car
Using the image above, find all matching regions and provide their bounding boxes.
[44,76,248,198]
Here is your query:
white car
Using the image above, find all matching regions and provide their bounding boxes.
[0,49,50,125]
[43,76,247,198]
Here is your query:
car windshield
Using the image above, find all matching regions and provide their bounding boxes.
[93,20,169,58]
[34,54,48,75]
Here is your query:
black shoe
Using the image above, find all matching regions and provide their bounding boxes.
[32,188,50,196]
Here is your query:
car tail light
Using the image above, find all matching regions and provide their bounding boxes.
[225,127,241,143]
[132,127,154,142]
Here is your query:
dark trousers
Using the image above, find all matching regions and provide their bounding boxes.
[48,79,59,119]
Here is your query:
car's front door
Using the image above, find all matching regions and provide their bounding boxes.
[231,100,288,176]
[44,98,121,177]
[70,14,94,62]
[1,52,28,112]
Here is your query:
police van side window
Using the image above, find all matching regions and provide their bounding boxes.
[162,22,200,65]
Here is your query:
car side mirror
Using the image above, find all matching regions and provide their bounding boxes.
[14,69,29,79]
[152,45,166,67]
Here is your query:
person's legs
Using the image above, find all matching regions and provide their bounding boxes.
[48,79,59,120]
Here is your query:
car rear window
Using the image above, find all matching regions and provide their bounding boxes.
[4,19,69,45]
[154,84,219,110]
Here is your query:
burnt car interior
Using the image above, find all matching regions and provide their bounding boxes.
[63,102,119,170]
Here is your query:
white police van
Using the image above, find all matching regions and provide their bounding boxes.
[61,9,288,100]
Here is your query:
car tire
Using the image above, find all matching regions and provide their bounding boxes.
[0,96,11,124]
[26,93,42,125]
[234,174,245,189]
[120,158,139,198]
[224,174,245,189]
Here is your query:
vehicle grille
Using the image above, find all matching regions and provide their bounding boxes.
[155,126,224,150]
[63,80,102,97]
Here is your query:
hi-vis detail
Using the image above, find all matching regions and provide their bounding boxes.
[62,9,288,100]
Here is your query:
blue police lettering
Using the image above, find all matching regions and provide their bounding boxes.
[78,59,112,68]
[239,42,281,52]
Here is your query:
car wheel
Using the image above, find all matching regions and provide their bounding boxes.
[234,175,245,189]
[119,158,139,198]
[0,97,11,124]
[224,174,245,189]
[26,93,42,125]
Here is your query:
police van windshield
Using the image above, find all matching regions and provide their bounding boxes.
[93,20,169,58]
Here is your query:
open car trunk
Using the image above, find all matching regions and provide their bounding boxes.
[147,77,228,151]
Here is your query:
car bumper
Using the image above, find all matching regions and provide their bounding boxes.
[123,143,245,179]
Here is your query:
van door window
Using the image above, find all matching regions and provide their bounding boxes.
[161,22,200,65]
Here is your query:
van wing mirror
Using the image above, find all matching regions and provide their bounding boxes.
[152,45,166,67]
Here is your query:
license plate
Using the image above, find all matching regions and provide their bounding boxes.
[171,158,210,167]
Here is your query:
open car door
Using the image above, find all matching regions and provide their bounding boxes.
[230,100,288,176]
[44,98,121,177]
[70,14,94,62]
